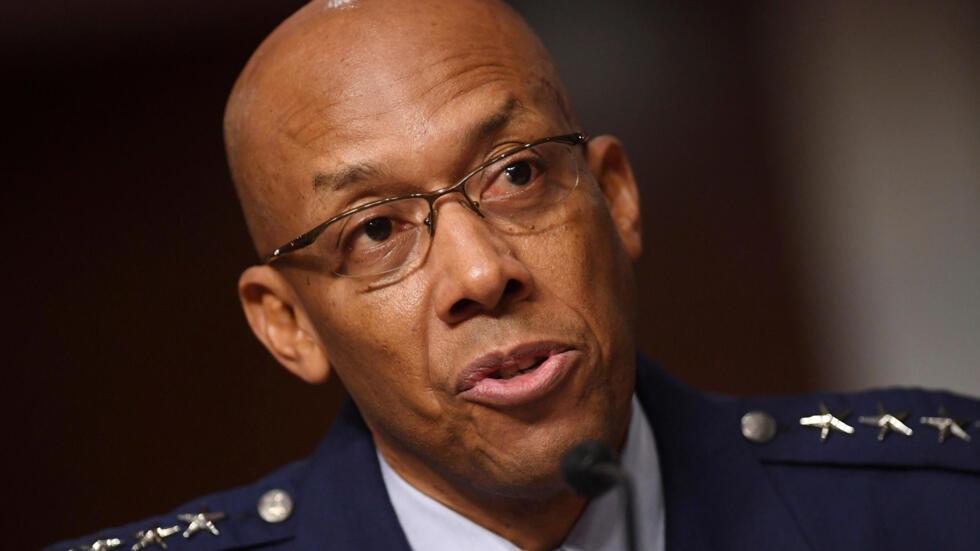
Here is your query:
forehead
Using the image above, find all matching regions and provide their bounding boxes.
[272,33,558,147]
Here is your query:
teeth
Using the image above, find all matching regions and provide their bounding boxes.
[515,356,538,371]
[491,356,547,380]
[502,366,524,379]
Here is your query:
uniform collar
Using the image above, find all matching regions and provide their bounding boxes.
[378,395,665,551]
[563,394,665,551]
[634,355,812,550]
[293,401,413,551]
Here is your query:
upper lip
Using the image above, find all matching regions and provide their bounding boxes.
[455,341,573,393]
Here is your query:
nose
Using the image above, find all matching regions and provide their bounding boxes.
[429,202,535,325]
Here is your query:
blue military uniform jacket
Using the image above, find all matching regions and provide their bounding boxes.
[49,357,980,550]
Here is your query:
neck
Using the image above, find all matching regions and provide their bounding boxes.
[373,409,634,551]
[376,439,589,551]
[444,485,588,551]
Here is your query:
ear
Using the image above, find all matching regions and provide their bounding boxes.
[586,135,642,261]
[238,265,330,384]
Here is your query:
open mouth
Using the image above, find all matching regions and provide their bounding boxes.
[486,355,549,380]
[456,344,580,407]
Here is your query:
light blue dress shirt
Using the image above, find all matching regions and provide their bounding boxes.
[379,395,665,551]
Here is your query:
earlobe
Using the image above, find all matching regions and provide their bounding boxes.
[586,135,643,261]
[238,266,331,384]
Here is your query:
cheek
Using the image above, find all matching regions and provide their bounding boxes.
[299,273,448,420]
[524,193,636,353]
[515,192,638,432]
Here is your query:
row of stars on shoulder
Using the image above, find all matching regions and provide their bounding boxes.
[67,489,293,551]
[741,403,975,444]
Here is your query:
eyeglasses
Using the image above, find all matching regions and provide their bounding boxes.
[264,132,588,279]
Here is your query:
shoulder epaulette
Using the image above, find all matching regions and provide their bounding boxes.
[736,386,980,471]
[46,459,310,551]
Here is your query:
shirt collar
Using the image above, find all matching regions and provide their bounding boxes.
[378,395,664,551]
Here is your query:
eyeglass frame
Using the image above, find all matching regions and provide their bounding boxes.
[263,131,590,267]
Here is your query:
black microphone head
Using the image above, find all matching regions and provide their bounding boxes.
[561,440,619,498]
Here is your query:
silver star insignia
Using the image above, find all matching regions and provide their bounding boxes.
[177,510,227,538]
[800,402,855,442]
[859,402,913,441]
[131,525,180,550]
[71,539,124,551]
[920,407,972,443]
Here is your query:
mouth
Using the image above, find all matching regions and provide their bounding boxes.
[456,342,581,407]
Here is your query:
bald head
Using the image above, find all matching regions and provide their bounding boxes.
[224,0,575,256]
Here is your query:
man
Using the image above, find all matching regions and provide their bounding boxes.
[50,1,979,550]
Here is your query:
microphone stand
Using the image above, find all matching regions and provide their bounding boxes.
[561,441,639,551]
[593,463,638,551]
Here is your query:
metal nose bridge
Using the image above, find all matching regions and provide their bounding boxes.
[422,183,485,236]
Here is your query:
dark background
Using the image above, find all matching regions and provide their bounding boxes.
[5,1,828,546]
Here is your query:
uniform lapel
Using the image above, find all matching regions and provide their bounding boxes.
[293,401,413,551]
[635,357,814,551]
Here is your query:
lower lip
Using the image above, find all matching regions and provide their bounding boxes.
[459,349,581,407]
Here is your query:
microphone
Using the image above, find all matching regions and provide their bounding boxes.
[561,441,639,551]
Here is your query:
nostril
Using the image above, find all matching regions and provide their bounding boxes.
[447,279,524,321]
[450,298,476,319]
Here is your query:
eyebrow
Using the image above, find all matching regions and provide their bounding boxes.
[313,163,383,194]
[311,97,525,195]
[465,96,523,146]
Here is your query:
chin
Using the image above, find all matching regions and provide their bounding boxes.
[463,400,622,501]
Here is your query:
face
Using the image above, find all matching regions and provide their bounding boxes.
[233,0,642,502]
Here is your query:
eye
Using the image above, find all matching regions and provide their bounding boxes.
[364,217,393,242]
[334,201,422,258]
[479,153,546,203]
[503,161,533,186]
[323,198,426,277]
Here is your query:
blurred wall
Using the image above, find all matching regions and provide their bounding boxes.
[764,0,980,396]
[3,0,975,547]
